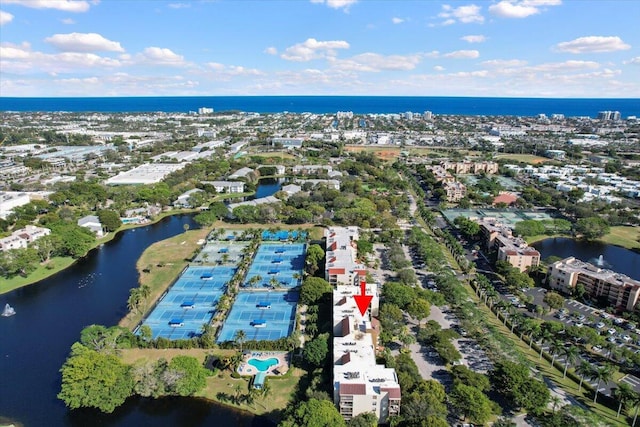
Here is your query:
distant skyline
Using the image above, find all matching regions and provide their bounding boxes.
[1,0,639,98]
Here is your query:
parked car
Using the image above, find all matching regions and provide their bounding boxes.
[595,322,605,329]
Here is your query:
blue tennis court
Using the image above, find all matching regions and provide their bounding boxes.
[139,266,236,340]
[243,243,305,289]
[262,230,307,241]
[217,291,299,343]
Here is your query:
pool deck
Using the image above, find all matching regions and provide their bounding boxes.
[237,351,289,376]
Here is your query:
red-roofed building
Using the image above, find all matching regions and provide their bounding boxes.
[492,192,518,206]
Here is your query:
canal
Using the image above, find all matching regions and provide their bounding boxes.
[0,214,271,427]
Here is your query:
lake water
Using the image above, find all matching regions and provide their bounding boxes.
[532,237,640,281]
[0,214,272,427]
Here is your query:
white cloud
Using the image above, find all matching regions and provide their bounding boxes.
[624,57,640,65]
[206,62,264,77]
[482,59,528,67]
[528,60,600,72]
[489,0,561,18]
[136,47,185,66]
[556,36,631,54]
[392,17,404,24]
[45,33,124,53]
[489,1,539,18]
[0,10,14,26]
[461,35,486,43]
[1,0,93,13]
[167,2,190,8]
[281,38,349,62]
[310,0,357,10]
[437,4,484,24]
[61,18,76,24]
[264,46,278,55]
[444,50,480,59]
[1,42,121,74]
[330,52,422,72]
[433,65,445,71]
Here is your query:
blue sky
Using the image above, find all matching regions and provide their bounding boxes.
[1,0,639,97]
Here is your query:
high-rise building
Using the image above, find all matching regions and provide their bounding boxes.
[326,227,401,424]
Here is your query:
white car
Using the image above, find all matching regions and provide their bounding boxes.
[593,345,603,352]
[622,335,632,342]
[595,322,605,329]
[601,312,611,319]
[614,318,625,325]
[575,322,584,328]
[608,328,617,335]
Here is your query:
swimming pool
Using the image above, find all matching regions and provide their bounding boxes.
[248,357,278,372]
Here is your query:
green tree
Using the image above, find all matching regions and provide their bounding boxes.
[300,277,332,305]
[451,365,490,392]
[406,299,431,325]
[306,244,325,275]
[347,412,377,427]
[613,383,635,419]
[234,329,247,353]
[449,383,493,424]
[544,292,565,310]
[167,355,209,396]
[454,216,480,238]
[590,364,614,403]
[97,209,121,232]
[303,333,329,367]
[575,217,610,240]
[561,346,580,378]
[280,397,346,427]
[58,342,133,413]
[383,281,415,309]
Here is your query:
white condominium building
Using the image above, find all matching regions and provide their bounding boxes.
[325,226,367,286]
[326,227,401,423]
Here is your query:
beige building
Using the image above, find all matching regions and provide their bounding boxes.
[441,160,499,175]
[548,257,640,312]
[443,181,467,202]
[326,227,400,423]
[479,220,540,273]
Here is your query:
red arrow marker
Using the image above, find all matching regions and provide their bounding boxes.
[354,280,373,316]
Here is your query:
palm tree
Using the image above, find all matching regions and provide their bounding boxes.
[549,340,564,366]
[614,383,635,419]
[537,330,553,360]
[576,360,593,393]
[590,364,614,404]
[269,276,280,289]
[631,390,640,426]
[127,288,141,314]
[549,395,562,414]
[510,312,523,334]
[234,329,247,353]
[561,346,580,378]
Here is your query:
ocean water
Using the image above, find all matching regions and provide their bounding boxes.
[1,96,639,117]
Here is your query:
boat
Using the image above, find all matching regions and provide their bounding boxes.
[2,303,16,317]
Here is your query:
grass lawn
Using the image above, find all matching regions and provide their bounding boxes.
[495,153,549,164]
[118,348,235,365]
[599,226,640,250]
[198,364,304,418]
[246,151,296,160]
[119,227,209,329]
[0,256,76,294]
[464,284,630,426]
[119,347,303,418]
